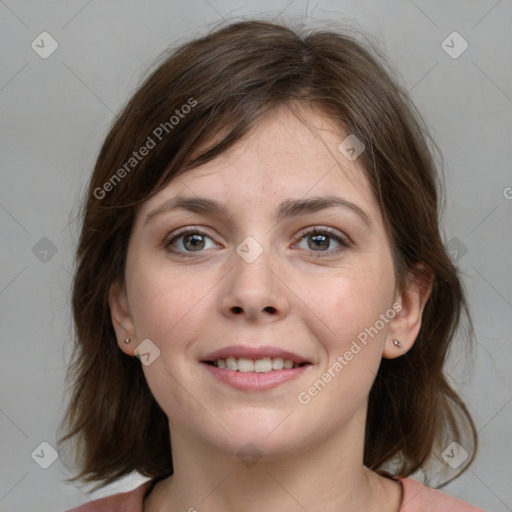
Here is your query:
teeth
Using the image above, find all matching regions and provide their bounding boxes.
[272,357,284,370]
[238,358,254,372]
[226,357,237,371]
[213,357,301,372]
[254,357,272,372]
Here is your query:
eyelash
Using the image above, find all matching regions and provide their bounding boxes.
[164,226,350,258]
[298,225,351,253]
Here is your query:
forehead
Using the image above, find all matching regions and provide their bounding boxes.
[138,103,379,221]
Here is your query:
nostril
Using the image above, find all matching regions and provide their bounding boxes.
[232,306,243,314]
[264,306,277,313]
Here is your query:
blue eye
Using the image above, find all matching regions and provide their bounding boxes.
[164,226,350,258]
[165,228,217,254]
[295,227,349,255]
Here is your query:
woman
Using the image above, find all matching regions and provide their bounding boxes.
[60,19,485,511]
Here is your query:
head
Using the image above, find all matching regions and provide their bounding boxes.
[59,19,476,490]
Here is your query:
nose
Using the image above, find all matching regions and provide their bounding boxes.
[220,243,290,323]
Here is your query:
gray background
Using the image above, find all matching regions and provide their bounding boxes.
[0,1,511,511]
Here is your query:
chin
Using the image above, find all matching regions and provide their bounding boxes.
[202,408,312,459]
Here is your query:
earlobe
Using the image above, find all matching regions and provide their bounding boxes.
[108,281,136,356]
[383,265,433,359]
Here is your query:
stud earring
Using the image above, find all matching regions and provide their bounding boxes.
[393,339,402,348]
[124,338,131,344]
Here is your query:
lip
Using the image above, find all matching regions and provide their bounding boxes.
[202,363,310,391]
[201,345,309,364]
[201,345,312,392]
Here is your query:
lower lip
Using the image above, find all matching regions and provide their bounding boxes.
[202,363,310,391]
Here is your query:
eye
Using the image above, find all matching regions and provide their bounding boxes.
[164,226,349,257]
[165,228,219,255]
[295,226,349,256]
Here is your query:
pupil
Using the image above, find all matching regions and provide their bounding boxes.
[309,234,329,250]
[184,234,205,251]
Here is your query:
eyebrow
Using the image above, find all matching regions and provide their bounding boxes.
[145,194,373,229]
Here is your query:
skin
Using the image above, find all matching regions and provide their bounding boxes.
[109,103,431,512]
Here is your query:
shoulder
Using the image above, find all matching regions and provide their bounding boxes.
[400,478,486,512]
[64,477,487,512]
[64,480,153,512]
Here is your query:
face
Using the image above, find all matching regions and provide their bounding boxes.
[110,103,424,461]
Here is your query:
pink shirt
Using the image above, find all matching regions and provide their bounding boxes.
[65,477,486,511]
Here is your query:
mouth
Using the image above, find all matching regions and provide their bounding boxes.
[204,357,309,372]
[200,346,312,391]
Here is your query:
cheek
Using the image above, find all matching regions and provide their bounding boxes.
[126,255,209,344]
[313,260,396,363]
[125,258,214,417]
[294,268,395,426]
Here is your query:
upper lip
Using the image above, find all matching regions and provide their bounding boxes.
[201,345,310,364]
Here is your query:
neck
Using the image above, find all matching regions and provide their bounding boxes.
[145,409,402,512]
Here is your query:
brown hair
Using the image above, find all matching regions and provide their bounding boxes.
[58,19,477,491]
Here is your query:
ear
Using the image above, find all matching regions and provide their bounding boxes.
[383,265,433,359]
[108,280,136,356]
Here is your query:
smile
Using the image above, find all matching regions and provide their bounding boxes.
[206,357,307,372]
[201,346,312,391]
